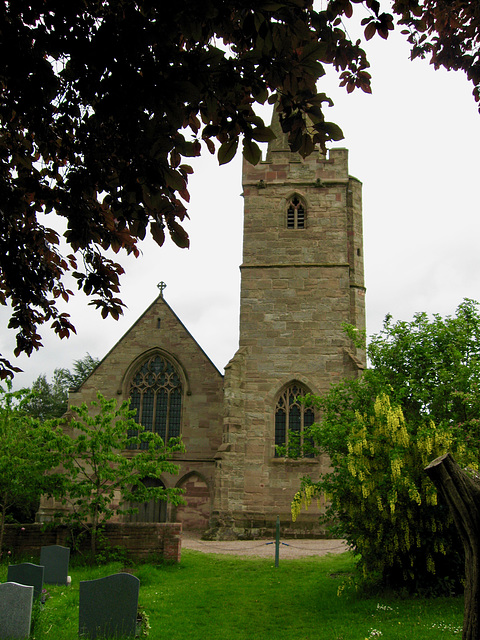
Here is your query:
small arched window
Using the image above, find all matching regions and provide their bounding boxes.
[127,354,182,450]
[275,384,315,457]
[287,195,306,229]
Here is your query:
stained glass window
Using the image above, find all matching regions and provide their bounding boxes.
[274,384,315,457]
[127,354,182,450]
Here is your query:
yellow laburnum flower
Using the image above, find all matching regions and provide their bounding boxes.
[391,457,402,479]
[396,423,409,447]
[353,440,363,455]
[394,533,399,550]
[291,484,316,521]
[291,492,302,522]
[304,484,314,507]
[404,526,411,550]
[408,485,421,505]
[427,555,436,574]
[389,489,397,514]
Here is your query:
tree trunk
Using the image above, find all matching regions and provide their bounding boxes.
[91,525,96,560]
[0,504,6,555]
[425,453,480,640]
[91,513,98,562]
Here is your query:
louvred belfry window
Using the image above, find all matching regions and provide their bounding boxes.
[128,354,182,450]
[275,384,315,457]
[287,196,306,229]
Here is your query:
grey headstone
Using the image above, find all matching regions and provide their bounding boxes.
[0,582,34,639]
[79,573,140,639]
[7,563,44,600]
[40,545,70,585]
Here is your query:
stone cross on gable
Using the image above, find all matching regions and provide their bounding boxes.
[157,281,167,297]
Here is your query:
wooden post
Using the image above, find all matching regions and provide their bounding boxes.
[425,453,480,640]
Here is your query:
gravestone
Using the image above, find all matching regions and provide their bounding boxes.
[79,573,140,639]
[40,544,70,585]
[0,582,34,639]
[7,562,44,600]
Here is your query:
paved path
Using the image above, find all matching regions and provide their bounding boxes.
[181,534,349,559]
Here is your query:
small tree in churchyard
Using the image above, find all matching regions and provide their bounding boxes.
[55,393,185,559]
[291,300,480,594]
[0,383,63,552]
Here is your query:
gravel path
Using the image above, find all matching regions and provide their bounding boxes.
[181,534,349,559]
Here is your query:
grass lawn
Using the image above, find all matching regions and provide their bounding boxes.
[0,550,464,639]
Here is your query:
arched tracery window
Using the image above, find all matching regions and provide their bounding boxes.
[287,195,306,229]
[274,384,315,457]
[127,354,182,450]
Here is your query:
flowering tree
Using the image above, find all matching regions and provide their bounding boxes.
[293,394,474,593]
[292,300,480,593]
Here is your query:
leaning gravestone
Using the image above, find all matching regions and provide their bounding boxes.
[0,582,34,639]
[40,544,70,585]
[7,562,44,601]
[79,573,140,639]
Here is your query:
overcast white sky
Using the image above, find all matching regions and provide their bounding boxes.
[3,27,480,389]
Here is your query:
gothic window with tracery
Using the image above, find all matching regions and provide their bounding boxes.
[274,384,315,457]
[287,195,306,229]
[127,354,182,450]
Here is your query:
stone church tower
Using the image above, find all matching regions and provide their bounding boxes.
[211,120,365,536]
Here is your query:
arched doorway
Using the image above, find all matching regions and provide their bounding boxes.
[128,478,167,523]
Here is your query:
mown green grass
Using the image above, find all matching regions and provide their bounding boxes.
[0,550,464,639]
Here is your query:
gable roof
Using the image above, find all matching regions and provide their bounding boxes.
[77,294,224,390]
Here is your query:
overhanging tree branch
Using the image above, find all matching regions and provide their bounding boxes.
[1,0,479,378]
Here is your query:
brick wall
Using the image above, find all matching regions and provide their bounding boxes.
[2,523,182,562]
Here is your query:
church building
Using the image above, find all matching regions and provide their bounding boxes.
[38,120,366,538]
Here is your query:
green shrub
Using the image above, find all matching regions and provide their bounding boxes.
[290,301,480,594]
[293,393,477,594]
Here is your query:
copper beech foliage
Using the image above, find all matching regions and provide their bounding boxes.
[1,0,479,379]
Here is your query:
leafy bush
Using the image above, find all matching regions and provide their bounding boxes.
[292,300,480,594]
[0,382,63,551]
[294,393,475,594]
